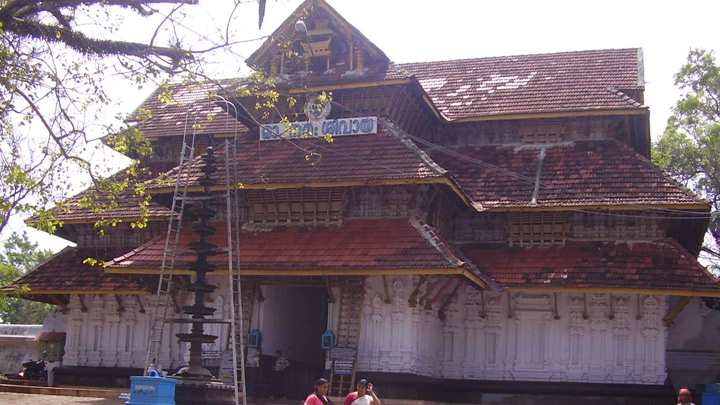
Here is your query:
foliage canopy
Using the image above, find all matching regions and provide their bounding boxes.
[0,232,53,324]
[0,0,267,234]
[654,48,720,266]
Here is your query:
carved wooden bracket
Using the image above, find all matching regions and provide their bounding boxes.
[49,295,69,314]
[437,279,461,319]
[479,291,487,319]
[381,275,392,304]
[115,295,126,313]
[170,293,182,314]
[425,277,456,310]
[507,292,513,319]
[408,275,428,307]
[582,293,589,320]
[136,295,146,314]
[663,296,691,327]
[418,276,444,308]
[78,295,88,312]
[636,295,643,320]
[325,277,335,303]
[608,295,614,320]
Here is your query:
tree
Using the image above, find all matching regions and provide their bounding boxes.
[0,232,53,323]
[654,48,720,266]
[0,0,268,234]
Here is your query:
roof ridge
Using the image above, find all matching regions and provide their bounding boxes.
[397,47,642,67]
[605,86,645,108]
[409,216,463,267]
[609,138,710,206]
[409,216,502,291]
[105,234,166,267]
[379,118,447,176]
[664,239,720,286]
[388,61,413,79]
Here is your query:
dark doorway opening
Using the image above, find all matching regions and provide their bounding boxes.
[257,285,328,399]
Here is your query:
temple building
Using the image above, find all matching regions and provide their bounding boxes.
[4,0,720,403]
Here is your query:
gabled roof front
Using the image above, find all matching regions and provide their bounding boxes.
[247,0,389,70]
[401,48,646,120]
[1,247,148,295]
[105,218,492,289]
[462,241,720,297]
[147,123,453,192]
[432,139,707,211]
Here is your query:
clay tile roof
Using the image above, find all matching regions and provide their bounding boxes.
[148,125,447,190]
[128,80,248,138]
[47,188,173,224]
[1,247,148,294]
[462,241,720,296]
[106,218,463,273]
[400,48,645,120]
[432,139,706,210]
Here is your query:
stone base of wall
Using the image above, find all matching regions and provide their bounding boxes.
[53,366,143,388]
[356,372,674,404]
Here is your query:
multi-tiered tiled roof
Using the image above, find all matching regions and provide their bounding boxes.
[6,0,717,302]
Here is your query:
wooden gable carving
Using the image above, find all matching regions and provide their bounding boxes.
[247,0,389,76]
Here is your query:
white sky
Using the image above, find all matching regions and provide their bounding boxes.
[10,0,720,251]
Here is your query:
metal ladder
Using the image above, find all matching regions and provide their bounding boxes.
[224,137,248,405]
[329,277,365,396]
[144,114,198,375]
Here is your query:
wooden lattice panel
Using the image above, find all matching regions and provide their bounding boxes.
[520,119,565,144]
[246,187,346,225]
[507,211,568,246]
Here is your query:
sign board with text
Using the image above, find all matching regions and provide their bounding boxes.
[260,117,377,141]
[329,346,357,361]
[333,360,354,375]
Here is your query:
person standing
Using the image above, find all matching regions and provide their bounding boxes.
[677,388,696,405]
[344,379,380,405]
[270,350,290,399]
[305,378,332,405]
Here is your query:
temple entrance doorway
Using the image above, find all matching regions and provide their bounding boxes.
[260,284,328,399]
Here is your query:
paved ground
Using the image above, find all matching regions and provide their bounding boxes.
[0,392,125,404]
[0,392,313,404]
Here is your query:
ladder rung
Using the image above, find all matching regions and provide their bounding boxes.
[176,195,219,201]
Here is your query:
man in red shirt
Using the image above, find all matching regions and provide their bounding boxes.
[344,379,380,405]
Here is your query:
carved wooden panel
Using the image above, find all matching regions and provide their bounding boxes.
[246,187,346,226]
[507,211,568,246]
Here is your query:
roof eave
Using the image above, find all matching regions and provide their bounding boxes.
[450,108,649,123]
[505,285,720,298]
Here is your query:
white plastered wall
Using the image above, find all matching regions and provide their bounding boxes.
[343,275,667,384]
[63,294,189,370]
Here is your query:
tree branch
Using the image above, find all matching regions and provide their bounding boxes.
[4,18,193,62]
